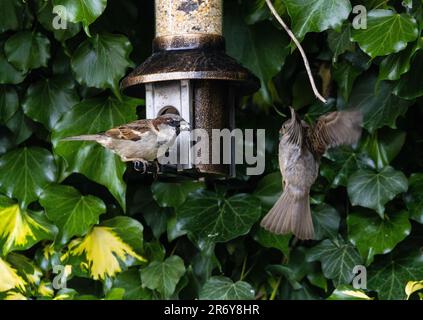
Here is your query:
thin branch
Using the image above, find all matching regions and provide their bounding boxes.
[265,0,327,104]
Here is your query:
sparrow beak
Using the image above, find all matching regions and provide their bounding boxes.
[179,120,191,132]
[289,107,301,124]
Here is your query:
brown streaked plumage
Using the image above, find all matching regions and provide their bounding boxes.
[261,107,362,240]
[62,114,190,171]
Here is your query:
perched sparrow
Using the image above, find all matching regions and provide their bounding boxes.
[261,107,362,240]
[62,113,190,172]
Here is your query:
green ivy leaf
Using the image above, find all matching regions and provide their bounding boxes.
[199,276,255,300]
[394,49,423,99]
[404,173,423,224]
[347,210,411,265]
[224,8,290,104]
[349,74,412,133]
[112,269,152,300]
[307,238,362,285]
[351,10,419,58]
[283,0,352,40]
[0,147,57,208]
[361,129,406,171]
[71,33,133,93]
[52,96,140,210]
[312,204,341,240]
[379,40,421,81]
[39,184,106,245]
[333,61,361,101]
[140,255,186,299]
[347,166,408,218]
[0,196,57,256]
[368,248,423,299]
[22,76,79,130]
[36,0,81,42]
[4,109,33,144]
[151,181,205,208]
[253,228,291,257]
[4,31,50,72]
[0,86,19,123]
[253,171,282,208]
[327,24,355,63]
[52,0,107,36]
[177,191,262,243]
[0,0,24,33]
[0,48,26,85]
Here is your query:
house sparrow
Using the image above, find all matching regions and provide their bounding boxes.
[261,107,362,240]
[62,113,190,172]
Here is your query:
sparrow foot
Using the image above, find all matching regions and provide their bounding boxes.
[133,161,148,173]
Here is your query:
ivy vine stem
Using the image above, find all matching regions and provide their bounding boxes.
[265,0,328,104]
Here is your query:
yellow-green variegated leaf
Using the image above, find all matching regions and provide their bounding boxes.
[0,196,57,256]
[0,257,26,292]
[7,253,43,287]
[62,216,146,280]
[405,280,423,299]
[327,285,373,300]
[4,291,28,300]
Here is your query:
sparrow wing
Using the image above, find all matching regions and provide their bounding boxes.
[105,119,156,141]
[309,109,362,156]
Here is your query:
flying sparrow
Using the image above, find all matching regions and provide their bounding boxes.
[62,113,190,172]
[261,107,362,240]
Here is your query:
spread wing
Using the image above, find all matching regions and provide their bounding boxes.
[105,119,156,141]
[309,110,363,156]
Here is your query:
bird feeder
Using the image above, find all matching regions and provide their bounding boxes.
[121,0,259,177]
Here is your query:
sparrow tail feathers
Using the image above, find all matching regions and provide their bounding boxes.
[61,134,104,141]
[260,187,314,240]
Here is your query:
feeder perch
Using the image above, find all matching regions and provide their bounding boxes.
[121,0,259,177]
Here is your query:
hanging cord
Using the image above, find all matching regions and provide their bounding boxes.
[265,0,327,104]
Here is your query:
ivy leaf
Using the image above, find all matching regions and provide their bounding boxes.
[52,0,107,36]
[253,172,282,208]
[0,48,26,85]
[349,74,412,133]
[0,86,19,123]
[71,33,133,93]
[0,147,57,208]
[327,24,354,63]
[404,173,423,224]
[151,181,205,208]
[332,61,361,101]
[4,31,50,72]
[347,166,408,218]
[22,76,79,130]
[351,10,419,58]
[4,109,33,144]
[39,185,106,246]
[52,96,139,210]
[177,191,262,243]
[0,257,26,292]
[112,269,152,300]
[307,238,362,285]
[199,276,255,300]
[394,49,423,100]
[36,0,81,42]
[283,0,352,40]
[379,40,421,81]
[0,0,24,33]
[320,147,363,188]
[0,195,57,256]
[312,204,341,240]
[327,285,373,300]
[253,228,291,257]
[224,7,290,104]
[368,248,423,299]
[140,255,185,299]
[347,210,411,265]
[361,129,406,171]
[63,216,146,280]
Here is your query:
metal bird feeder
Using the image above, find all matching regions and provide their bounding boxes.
[121,0,259,177]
